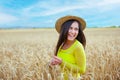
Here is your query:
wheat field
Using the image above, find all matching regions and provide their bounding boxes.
[0,28,120,80]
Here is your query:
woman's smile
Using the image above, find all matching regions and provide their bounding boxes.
[68,33,76,40]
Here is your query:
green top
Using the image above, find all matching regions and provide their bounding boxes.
[57,39,86,78]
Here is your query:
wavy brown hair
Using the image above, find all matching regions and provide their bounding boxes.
[54,19,86,56]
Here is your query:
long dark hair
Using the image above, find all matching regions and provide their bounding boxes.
[54,19,86,56]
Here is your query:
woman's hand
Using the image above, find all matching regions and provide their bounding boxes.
[50,56,62,65]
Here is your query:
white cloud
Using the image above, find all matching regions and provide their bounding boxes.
[0,13,18,24]
[98,0,120,6]
[21,0,120,17]
[21,2,88,17]
[41,6,87,16]
[85,0,120,9]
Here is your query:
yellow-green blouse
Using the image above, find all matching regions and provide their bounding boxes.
[57,39,86,79]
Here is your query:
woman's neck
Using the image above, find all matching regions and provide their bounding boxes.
[65,39,75,45]
[62,39,75,50]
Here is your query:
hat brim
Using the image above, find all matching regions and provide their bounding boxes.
[55,15,86,33]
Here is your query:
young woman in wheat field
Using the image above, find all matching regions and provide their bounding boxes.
[49,15,86,80]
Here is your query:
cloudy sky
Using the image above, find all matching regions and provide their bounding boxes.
[0,0,120,28]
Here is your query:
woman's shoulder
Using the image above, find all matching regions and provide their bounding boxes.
[73,40,85,55]
[75,39,83,47]
[65,39,83,51]
[74,39,84,50]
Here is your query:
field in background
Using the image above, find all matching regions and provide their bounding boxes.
[0,28,120,80]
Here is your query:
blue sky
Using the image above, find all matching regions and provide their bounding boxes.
[0,0,120,28]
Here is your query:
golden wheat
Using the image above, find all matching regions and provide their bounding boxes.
[0,28,120,80]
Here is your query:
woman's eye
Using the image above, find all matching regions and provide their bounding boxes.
[70,27,72,29]
[75,28,79,31]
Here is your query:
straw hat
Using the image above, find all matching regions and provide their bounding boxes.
[55,15,86,33]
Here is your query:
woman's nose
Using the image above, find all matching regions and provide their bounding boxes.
[70,29,75,33]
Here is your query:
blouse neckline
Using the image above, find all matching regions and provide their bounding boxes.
[60,39,78,52]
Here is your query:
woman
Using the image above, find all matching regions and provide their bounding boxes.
[50,15,86,79]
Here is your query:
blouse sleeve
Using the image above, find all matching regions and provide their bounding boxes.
[61,45,86,74]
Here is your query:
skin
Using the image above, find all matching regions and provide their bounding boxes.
[50,21,79,65]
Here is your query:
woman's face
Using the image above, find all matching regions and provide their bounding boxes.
[67,21,79,41]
